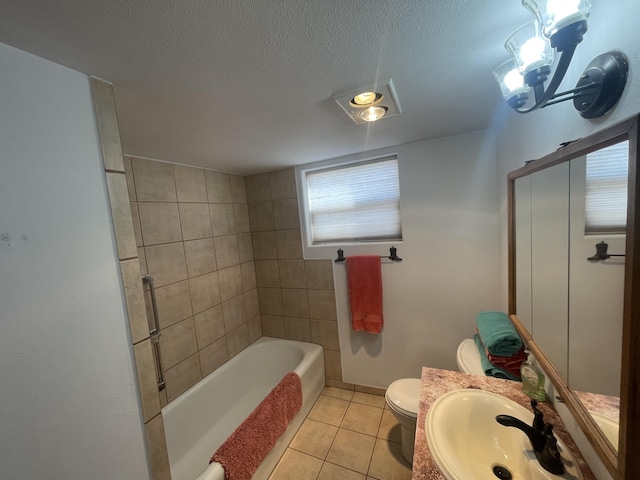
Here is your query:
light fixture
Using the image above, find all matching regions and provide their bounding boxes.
[333,79,402,124]
[494,0,628,118]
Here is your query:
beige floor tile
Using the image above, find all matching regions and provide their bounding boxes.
[377,409,402,443]
[308,395,350,427]
[323,386,355,401]
[367,438,412,480]
[341,403,383,436]
[290,418,338,459]
[318,462,366,480]
[353,391,386,408]
[268,448,323,480]
[326,429,376,475]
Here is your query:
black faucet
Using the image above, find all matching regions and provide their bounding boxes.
[495,399,565,475]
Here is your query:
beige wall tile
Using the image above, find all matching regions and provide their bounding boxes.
[273,199,300,230]
[106,172,137,260]
[227,324,250,357]
[252,231,277,259]
[248,202,274,232]
[164,353,201,402]
[132,158,177,202]
[258,287,283,315]
[241,261,257,291]
[244,289,260,319]
[325,379,355,390]
[90,77,125,173]
[199,337,228,376]
[308,289,337,320]
[255,260,280,288]
[237,233,254,262]
[205,170,233,203]
[138,202,182,246]
[218,265,243,302]
[159,389,168,409]
[248,315,262,343]
[120,259,149,343]
[261,314,285,337]
[245,172,271,203]
[138,247,148,275]
[154,280,193,329]
[145,242,188,287]
[285,317,311,342]
[229,174,247,203]
[133,339,161,422]
[305,259,335,290]
[310,319,340,350]
[270,168,297,200]
[194,305,225,349]
[222,295,247,332]
[324,350,342,381]
[353,388,386,400]
[178,203,212,240]
[184,238,216,277]
[189,271,221,314]
[123,156,137,201]
[144,414,171,480]
[282,288,309,318]
[214,235,240,269]
[233,203,250,233]
[276,229,303,259]
[159,317,198,370]
[174,165,207,202]
[210,203,236,237]
[279,259,306,289]
[130,202,143,247]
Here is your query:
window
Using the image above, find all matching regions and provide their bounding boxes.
[585,141,628,234]
[303,156,402,245]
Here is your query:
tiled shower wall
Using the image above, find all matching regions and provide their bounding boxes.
[244,170,344,387]
[125,157,262,405]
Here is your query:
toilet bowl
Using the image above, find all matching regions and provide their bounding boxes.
[384,339,484,464]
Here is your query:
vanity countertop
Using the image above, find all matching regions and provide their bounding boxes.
[411,367,596,480]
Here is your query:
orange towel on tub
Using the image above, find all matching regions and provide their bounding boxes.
[346,255,383,333]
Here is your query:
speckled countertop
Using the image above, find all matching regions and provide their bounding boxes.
[412,367,596,480]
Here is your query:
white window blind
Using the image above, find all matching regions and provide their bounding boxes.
[306,157,402,244]
[585,140,628,234]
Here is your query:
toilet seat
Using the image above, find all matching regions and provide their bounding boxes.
[385,378,421,419]
[456,338,485,376]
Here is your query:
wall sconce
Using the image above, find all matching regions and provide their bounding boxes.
[493,0,628,118]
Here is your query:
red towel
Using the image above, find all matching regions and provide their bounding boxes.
[486,346,527,379]
[211,372,302,480]
[346,255,383,333]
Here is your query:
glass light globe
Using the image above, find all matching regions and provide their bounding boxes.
[352,92,378,105]
[492,59,530,100]
[505,21,554,74]
[359,106,387,122]
[522,0,591,38]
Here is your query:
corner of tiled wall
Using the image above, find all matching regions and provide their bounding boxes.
[91,77,170,480]
[245,167,343,385]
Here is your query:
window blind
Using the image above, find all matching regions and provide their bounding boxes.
[585,141,628,234]
[306,157,402,244]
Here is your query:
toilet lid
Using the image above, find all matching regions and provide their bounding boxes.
[457,338,485,376]
[385,378,421,418]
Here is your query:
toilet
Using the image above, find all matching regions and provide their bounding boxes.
[384,338,482,464]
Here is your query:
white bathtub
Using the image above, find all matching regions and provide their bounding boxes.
[162,337,325,480]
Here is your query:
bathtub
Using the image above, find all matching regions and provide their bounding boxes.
[162,337,325,480]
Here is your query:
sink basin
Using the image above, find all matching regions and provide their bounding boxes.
[425,389,582,480]
[590,411,619,451]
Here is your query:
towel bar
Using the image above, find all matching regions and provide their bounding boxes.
[142,274,166,392]
[334,246,403,263]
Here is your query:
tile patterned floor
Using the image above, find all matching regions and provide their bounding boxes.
[268,387,413,480]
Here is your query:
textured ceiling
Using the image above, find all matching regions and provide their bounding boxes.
[0,1,530,174]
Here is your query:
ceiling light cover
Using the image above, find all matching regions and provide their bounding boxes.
[333,79,402,125]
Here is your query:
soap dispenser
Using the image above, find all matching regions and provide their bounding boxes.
[520,351,546,401]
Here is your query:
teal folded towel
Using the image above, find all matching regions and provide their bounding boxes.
[473,334,521,382]
[476,311,523,356]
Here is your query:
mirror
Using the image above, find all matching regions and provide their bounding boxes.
[507,114,640,479]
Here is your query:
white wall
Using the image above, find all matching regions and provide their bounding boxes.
[0,43,150,480]
[300,130,501,388]
[494,2,640,477]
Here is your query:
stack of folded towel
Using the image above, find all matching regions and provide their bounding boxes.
[474,311,526,381]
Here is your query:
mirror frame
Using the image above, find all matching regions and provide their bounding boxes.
[507,113,640,479]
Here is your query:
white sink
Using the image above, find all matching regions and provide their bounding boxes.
[590,412,619,451]
[425,389,583,480]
